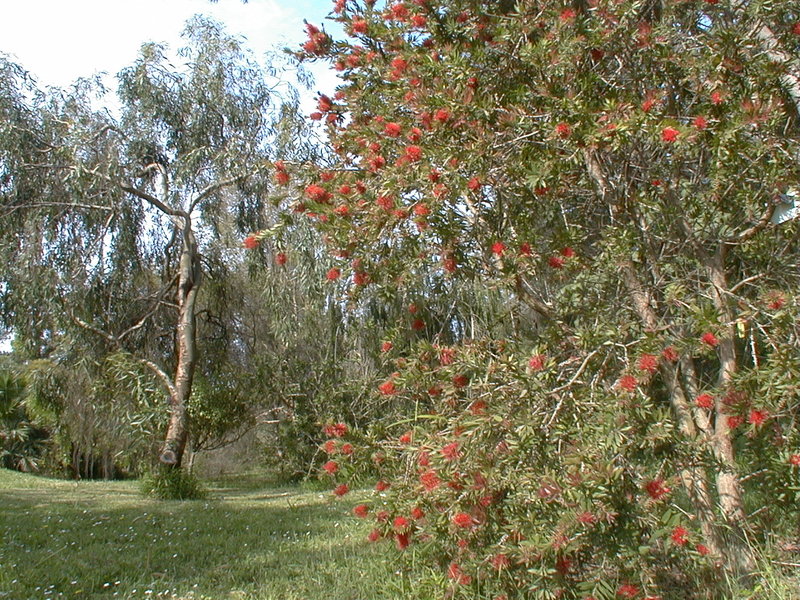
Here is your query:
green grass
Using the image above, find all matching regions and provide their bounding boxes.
[0,468,409,600]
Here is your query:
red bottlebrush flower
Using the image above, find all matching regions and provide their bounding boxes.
[326,267,341,281]
[407,127,423,142]
[491,241,507,255]
[618,374,638,392]
[727,415,744,429]
[560,8,576,21]
[441,441,460,461]
[395,532,410,550]
[793,22,800,35]
[447,563,471,585]
[337,184,352,196]
[411,14,427,27]
[305,184,331,203]
[376,194,394,211]
[548,255,565,269]
[695,543,710,555]
[381,341,393,353]
[468,176,482,191]
[748,409,768,426]
[637,353,658,374]
[378,380,397,396]
[393,515,409,531]
[340,443,354,455]
[384,122,401,137]
[411,506,425,520]
[399,431,412,444]
[661,127,679,142]
[427,386,441,397]
[376,479,391,492]
[353,504,369,518]
[452,512,473,528]
[662,346,679,362]
[367,528,381,542]
[333,205,349,217]
[368,155,386,171]
[353,271,369,286]
[490,553,510,570]
[560,246,575,258]
[693,116,708,130]
[411,318,425,331]
[671,525,689,546]
[645,478,670,500]
[617,584,640,598]
[789,454,800,466]
[322,460,338,475]
[439,347,456,365]
[274,170,290,185]
[333,483,349,496]
[390,57,408,72]
[324,423,348,438]
[434,108,451,123]
[275,252,288,266]
[642,98,656,112]
[555,122,572,138]
[443,256,457,273]
[322,440,337,454]
[695,394,714,409]
[420,469,440,490]
[701,332,719,347]
[351,17,368,34]
[413,203,430,216]
[766,293,786,310]
[310,111,323,121]
[711,90,724,105]
[390,2,409,20]
[529,354,546,370]
[428,168,441,182]
[519,242,532,256]
[453,374,469,388]
[243,235,259,249]
[469,400,487,415]
[317,94,333,113]
[405,145,422,161]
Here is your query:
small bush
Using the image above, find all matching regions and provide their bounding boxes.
[141,466,206,500]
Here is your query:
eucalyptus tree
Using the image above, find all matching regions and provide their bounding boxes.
[0,16,309,471]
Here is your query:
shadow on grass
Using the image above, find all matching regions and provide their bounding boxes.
[0,477,400,600]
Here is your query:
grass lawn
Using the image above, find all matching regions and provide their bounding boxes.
[0,469,413,600]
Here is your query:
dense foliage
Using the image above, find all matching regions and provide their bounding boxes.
[275,0,800,597]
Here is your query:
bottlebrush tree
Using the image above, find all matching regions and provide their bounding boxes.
[277,0,800,597]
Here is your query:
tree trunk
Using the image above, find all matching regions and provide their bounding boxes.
[703,250,756,574]
[159,224,200,468]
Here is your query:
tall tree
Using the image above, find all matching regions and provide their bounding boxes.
[0,16,303,470]
[282,0,800,595]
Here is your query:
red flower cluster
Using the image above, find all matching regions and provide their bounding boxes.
[695,394,714,409]
[529,354,546,370]
[661,127,679,142]
[243,235,259,249]
[670,525,689,546]
[701,332,719,347]
[645,478,670,500]
[441,441,460,461]
[452,512,473,528]
[353,504,369,518]
[324,423,348,438]
[637,353,658,374]
[322,460,338,475]
[618,374,638,392]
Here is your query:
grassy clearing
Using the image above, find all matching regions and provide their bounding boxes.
[0,469,408,600]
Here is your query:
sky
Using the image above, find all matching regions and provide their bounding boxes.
[0,0,341,100]
[0,0,342,351]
